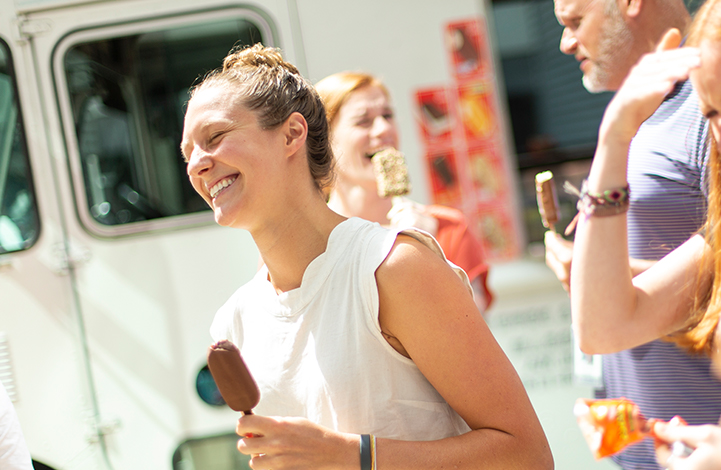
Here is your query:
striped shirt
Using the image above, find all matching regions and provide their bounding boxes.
[596,79,721,470]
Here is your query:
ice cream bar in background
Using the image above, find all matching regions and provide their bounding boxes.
[535,171,560,231]
[207,340,260,414]
[372,148,411,198]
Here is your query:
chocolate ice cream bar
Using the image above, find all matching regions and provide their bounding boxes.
[207,340,260,414]
[372,148,411,198]
[535,171,560,231]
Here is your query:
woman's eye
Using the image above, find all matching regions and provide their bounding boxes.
[209,132,224,145]
[355,119,373,128]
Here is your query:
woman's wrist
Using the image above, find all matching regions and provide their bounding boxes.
[359,434,377,470]
[586,138,631,194]
[598,97,645,147]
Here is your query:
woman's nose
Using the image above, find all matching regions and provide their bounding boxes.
[372,116,395,140]
[186,147,212,178]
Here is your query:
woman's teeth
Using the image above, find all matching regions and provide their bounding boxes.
[209,177,237,198]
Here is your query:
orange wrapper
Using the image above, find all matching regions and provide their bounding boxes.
[574,398,659,459]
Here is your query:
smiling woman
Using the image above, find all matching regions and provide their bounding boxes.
[316,71,494,311]
[182,44,553,470]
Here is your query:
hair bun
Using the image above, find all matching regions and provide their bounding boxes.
[223,43,300,75]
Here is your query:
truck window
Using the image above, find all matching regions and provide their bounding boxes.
[60,14,268,231]
[172,432,251,470]
[0,39,39,253]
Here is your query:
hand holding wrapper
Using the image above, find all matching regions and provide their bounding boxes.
[574,397,688,460]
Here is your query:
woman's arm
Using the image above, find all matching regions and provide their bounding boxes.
[570,33,709,354]
[574,233,709,353]
[372,235,552,469]
[544,231,657,293]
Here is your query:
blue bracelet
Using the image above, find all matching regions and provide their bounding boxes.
[360,434,371,470]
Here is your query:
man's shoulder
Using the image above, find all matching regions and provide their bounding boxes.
[639,79,707,148]
[654,79,698,114]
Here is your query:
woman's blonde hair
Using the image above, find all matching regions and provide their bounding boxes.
[686,0,721,47]
[671,150,718,356]
[315,71,391,129]
[190,43,334,192]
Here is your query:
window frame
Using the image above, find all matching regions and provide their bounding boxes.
[0,35,41,254]
[52,6,277,238]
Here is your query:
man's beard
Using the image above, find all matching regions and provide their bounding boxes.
[582,11,633,93]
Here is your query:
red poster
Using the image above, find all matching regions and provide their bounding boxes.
[411,17,523,261]
[456,81,497,143]
[467,145,507,202]
[473,204,519,260]
[445,19,491,80]
[425,149,463,208]
[415,88,454,145]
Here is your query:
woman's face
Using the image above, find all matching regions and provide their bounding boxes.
[692,40,721,146]
[330,85,399,190]
[182,85,287,229]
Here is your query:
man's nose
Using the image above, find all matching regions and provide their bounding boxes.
[559,28,578,55]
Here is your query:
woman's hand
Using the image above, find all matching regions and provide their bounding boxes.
[598,29,700,149]
[236,414,358,470]
[544,231,574,292]
[654,420,721,470]
[386,198,438,235]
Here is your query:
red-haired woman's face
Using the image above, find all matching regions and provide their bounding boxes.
[330,85,399,191]
[692,40,721,146]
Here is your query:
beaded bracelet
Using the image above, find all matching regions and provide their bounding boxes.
[565,180,630,217]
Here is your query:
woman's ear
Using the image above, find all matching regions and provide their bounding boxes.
[284,112,308,156]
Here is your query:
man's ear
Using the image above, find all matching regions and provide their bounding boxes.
[284,112,308,156]
[623,0,642,19]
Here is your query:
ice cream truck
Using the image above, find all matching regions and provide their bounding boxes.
[0,0,614,468]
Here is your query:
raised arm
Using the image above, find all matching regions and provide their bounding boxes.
[570,33,710,354]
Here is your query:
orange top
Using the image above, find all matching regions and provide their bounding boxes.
[426,204,493,308]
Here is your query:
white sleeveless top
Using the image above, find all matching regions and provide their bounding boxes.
[210,217,472,439]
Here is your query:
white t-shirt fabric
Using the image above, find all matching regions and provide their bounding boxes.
[0,383,33,470]
[210,217,472,439]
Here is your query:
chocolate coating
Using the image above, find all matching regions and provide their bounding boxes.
[535,171,560,230]
[207,340,260,413]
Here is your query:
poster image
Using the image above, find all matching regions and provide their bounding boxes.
[415,87,454,144]
[474,203,520,260]
[457,81,497,143]
[467,145,506,202]
[426,149,463,208]
[445,19,490,79]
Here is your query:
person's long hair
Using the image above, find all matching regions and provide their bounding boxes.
[667,0,721,356]
[670,139,718,355]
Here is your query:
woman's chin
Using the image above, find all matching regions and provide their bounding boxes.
[213,209,234,227]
